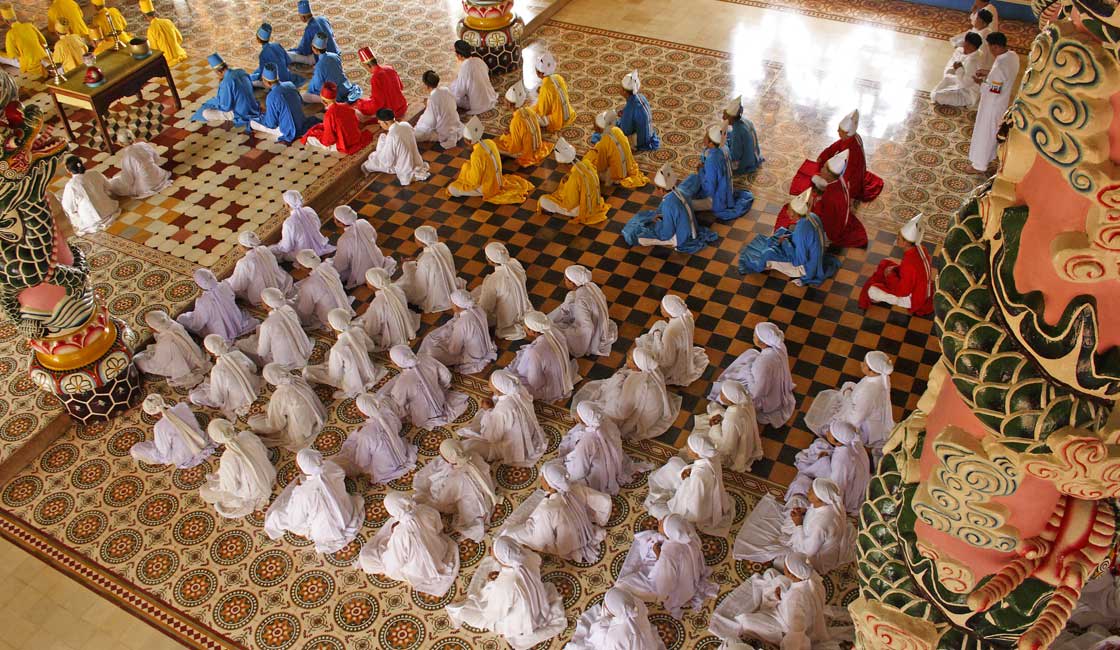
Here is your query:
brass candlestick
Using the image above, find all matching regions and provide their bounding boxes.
[107,14,127,50]
[44,56,66,84]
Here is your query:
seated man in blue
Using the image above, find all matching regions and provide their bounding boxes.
[288,0,337,65]
[738,188,838,287]
[680,124,753,222]
[302,32,362,104]
[591,70,660,152]
[249,63,321,144]
[622,162,718,254]
[192,53,262,127]
[723,96,763,174]
[251,23,303,88]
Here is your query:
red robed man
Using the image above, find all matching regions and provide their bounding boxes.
[783,108,884,205]
[302,82,373,154]
[776,149,868,249]
[354,47,408,120]
[859,213,935,316]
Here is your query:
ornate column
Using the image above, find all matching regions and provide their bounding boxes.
[458,0,525,75]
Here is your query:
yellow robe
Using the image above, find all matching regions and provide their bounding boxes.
[92,8,132,43]
[532,74,574,133]
[496,107,554,166]
[48,0,89,36]
[4,22,48,75]
[92,39,114,56]
[450,139,534,205]
[147,17,186,67]
[52,33,88,72]
[542,159,609,225]
[585,125,649,189]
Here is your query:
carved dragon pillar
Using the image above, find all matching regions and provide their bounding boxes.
[457,0,525,75]
[849,2,1120,648]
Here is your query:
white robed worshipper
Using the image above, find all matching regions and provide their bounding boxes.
[337,393,416,483]
[1072,571,1120,628]
[787,421,871,515]
[472,242,533,341]
[449,40,498,115]
[177,269,259,341]
[459,369,547,467]
[1052,626,1120,650]
[507,311,581,403]
[570,348,680,441]
[270,190,335,262]
[248,363,327,451]
[304,308,387,399]
[358,268,420,350]
[360,111,431,186]
[645,432,734,535]
[693,380,762,473]
[446,535,568,650]
[379,344,470,427]
[134,310,211,388]
[294,249,356,330]
[418,290,497,374]
[710,322,796,428]
[558,402,649,496]
[567,587,667,650]
[804,350,894,463]
[614,514,718,619]
[264,448,365,553]
[413,71,463,149]
[359,491,460,596]
[226,231,295,306]
[734,477,857,576]
[108,130,172,198]
[968,32,1020,172]
[413,438,498,541]
[398,225,466,313]
[548,264,617,358]
[60,156,120,235]
[636,294,709,387]
[501,459,611,563]
[131,394,215,468]
[189,335,262,419]
[331,206,397,288]
[237,288,314,370]
[199,418,277,519]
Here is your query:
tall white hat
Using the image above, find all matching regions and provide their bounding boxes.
[654,162,677,190]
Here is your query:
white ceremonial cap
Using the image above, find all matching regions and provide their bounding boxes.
[826,149,849,175]
[462,116,484,142]
[839,109,859,134]
[504,81,527,106]
[535,51,556,75]
[554,137,576,164]
[621,70,640,92]
[594,109,614,131]
[654,162,677,190]
[790,188,812,216]
[707,124,724,145]
[723,95,742,118]
[901,213,925,244]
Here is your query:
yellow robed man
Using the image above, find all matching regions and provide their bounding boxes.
[139,0,186,67]
[91,0,132,43]
[448,116,534,205]
[1,4,48,75]
[531,51,574,134]
[539,138,609,225]
[89,26,114,56]
[496,81,554,166]
[48,0,89,37]
[51,19,89,72]
[585,110,649,189]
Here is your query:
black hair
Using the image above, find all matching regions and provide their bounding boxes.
[986,31,1008,48]
[976,8,992,24]
[422,70,440,88]
[376,108,395,122]
[65,155,85,174]
[453,40,473,58]
[964,31,983,48]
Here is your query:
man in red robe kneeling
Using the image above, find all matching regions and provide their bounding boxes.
[354,47,408,120]
[782,108,884,209]
[860,214,935,316]
[776,149,868,249]
[303,81,373,154]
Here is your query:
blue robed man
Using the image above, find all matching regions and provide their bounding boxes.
[192,53,262,127]
[249,63,320,144]
[723,96,763,174]
[591,70,660,152]
[739,188,838,287]
[303,32,362,104]
[251,23,304,88]
[681,124,754,222]
[288,0,337,64]
[622,162,718,254]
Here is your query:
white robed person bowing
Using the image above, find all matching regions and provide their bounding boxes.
[645,432,734,535]
[177,269,259,342]
[131,394,216,468]
[398,225,466,313]
[636,294,709,387]
[60,155,119,235]
[134,310,211,388]
[304,309,387,399]
[614,513,718,619]
[693,380,762,473]
[294,250,356,330]
[570,347,680,441]
[567,587,667,650]
[805,350,894,464]
[413,438,498,542]
[413,70,463,149]
[238,288,314,370]
[710,321,796,429]
[336,393,416,484]
[249,363,327,451]
[472,242,533,341]
[379,344,469,428]
[787,420,871,515]
[459,369,548,467]
[507,310,580,403]
[358,268,420,350]
[418,289,497,374]
[264,449,365,553]
[330,206,397,288]
[501,459,611,563]
[109,130,172,198]
[549,264,618,358]
[226,231,295,306]
[558,401,650,496]
[190,335,262,419]
[199,419,277,519]
[360,108,431,186]
[359,491,460,596]
[270,190,335,262]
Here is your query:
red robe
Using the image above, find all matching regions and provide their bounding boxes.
[302,102,373,154]
[859,245,935,316]
[816,134,883,203]
[354,64,408,119]
[776,177,867,249]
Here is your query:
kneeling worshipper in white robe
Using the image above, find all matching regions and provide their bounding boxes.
[1072,571,1120,628]
[360,108,431,186]
[636,294,709,387]
[227,231,295,306]
[446,535,567,650]
[567,587,667,650]
[359,491,460,596]
[693,380,762,473]
[60,156,120,236]
[177,269,259,341]
[549,264,617,358]
[380,344,469,427]
[570,348,680,441]
[358,268,420,350]
[459,369,548,467]
[507,311,581,403]
[238,288,313,370]
[294,249,355,330]
[805,350,894,464]
[1052,626,1120,650]
[337,392,415,483]
[419,290,497,375]
[501,459,611,563]
[787,421,871,515]
[248,363,327,451]
[645,432,734,535]
[710,321,796,429]
[558,402,649,496]
[734,477,856,576]
[270,190,335,262]
[131,394,215,468]
[332,206,397,288]
[264,448,365,553]
[134,310,211,388]
[304,309,386,399]
[190,335,262,419]
[199,418,277,519]
[414,438,498,541]
[615,513,718,619]
[398,225,466,313]
[109,130,172,198]
[473,242,533,341]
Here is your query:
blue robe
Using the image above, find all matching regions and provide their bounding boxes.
[685,144,754,222]
[191,68,262,127]
[738,212,838,286]
[727,117,763,174]
[592,93,660,151]
[306,53,362,102]
[622,186,718,254]
[258,82,320,143]
[292,16,337,56]
[251,42,304,86]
